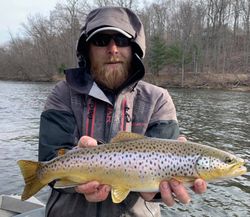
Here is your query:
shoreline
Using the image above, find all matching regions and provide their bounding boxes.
[1,74,250,92]
[144,72,250,92]
[165,85,250,92]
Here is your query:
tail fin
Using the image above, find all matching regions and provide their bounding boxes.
[17,160,46,201]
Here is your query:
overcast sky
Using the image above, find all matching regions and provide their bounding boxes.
[0,0,65,45]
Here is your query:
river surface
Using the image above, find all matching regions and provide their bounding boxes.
[0,81,249,217]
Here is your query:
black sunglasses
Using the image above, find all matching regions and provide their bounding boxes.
[89,34,131,47]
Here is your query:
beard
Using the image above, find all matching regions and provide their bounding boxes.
[90,56,131,90]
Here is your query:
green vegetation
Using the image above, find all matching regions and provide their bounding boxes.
[149,36,168,75]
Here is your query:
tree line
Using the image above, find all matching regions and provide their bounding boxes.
[0,0,250,83]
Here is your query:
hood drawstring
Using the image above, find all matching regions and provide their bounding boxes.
[86,98,96,137]
[125,106,131,123]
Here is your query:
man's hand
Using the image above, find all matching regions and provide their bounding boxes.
[140,135,207,206]
[75,181,111,202]
[74,136,111,202]
[140,178,207,206]
[159,178,207,206]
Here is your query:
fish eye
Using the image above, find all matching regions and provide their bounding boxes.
[224,157,233,164]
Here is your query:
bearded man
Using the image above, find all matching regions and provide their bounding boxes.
[38,6,207,217]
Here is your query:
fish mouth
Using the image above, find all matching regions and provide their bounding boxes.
[229,161,247,177]
[239,165,247,174]
[196,158,247,181]
[235,164,247,173]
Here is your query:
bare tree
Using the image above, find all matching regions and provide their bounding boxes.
[1,0,250,83]
[241,0,250,69]
[51,0,81,67]
[22,14,58,78]
[93,0,138,8]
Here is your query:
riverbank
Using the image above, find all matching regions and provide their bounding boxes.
[144,72,250,92]
[1,72,250,92]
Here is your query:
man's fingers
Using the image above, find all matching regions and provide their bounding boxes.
[177,135,187,142]
[84,185,111,202]
[78,136,97,148]
[193,179,207,194]
[169,179,191,204]
[160,181,175,207]
[75,181,100,194]
[160,180,191,207]
[75,182,111,202]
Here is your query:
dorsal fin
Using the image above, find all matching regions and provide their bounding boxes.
[111,132,144,143]
[57,148,67,156]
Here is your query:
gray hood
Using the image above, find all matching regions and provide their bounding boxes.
[76,7,146,59]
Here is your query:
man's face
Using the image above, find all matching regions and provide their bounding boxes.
[88,31,132,90]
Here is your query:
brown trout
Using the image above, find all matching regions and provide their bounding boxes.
[18,132,247,203]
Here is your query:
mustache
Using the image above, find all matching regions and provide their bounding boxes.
[106,56,122,63]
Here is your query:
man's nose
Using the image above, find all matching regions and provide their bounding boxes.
[107,39,118,54]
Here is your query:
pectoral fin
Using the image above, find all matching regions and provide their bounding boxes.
[111,186,130,203]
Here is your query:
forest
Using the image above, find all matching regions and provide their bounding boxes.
[0,0,250,89]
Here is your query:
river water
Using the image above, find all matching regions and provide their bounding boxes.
[0,81,249,216]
